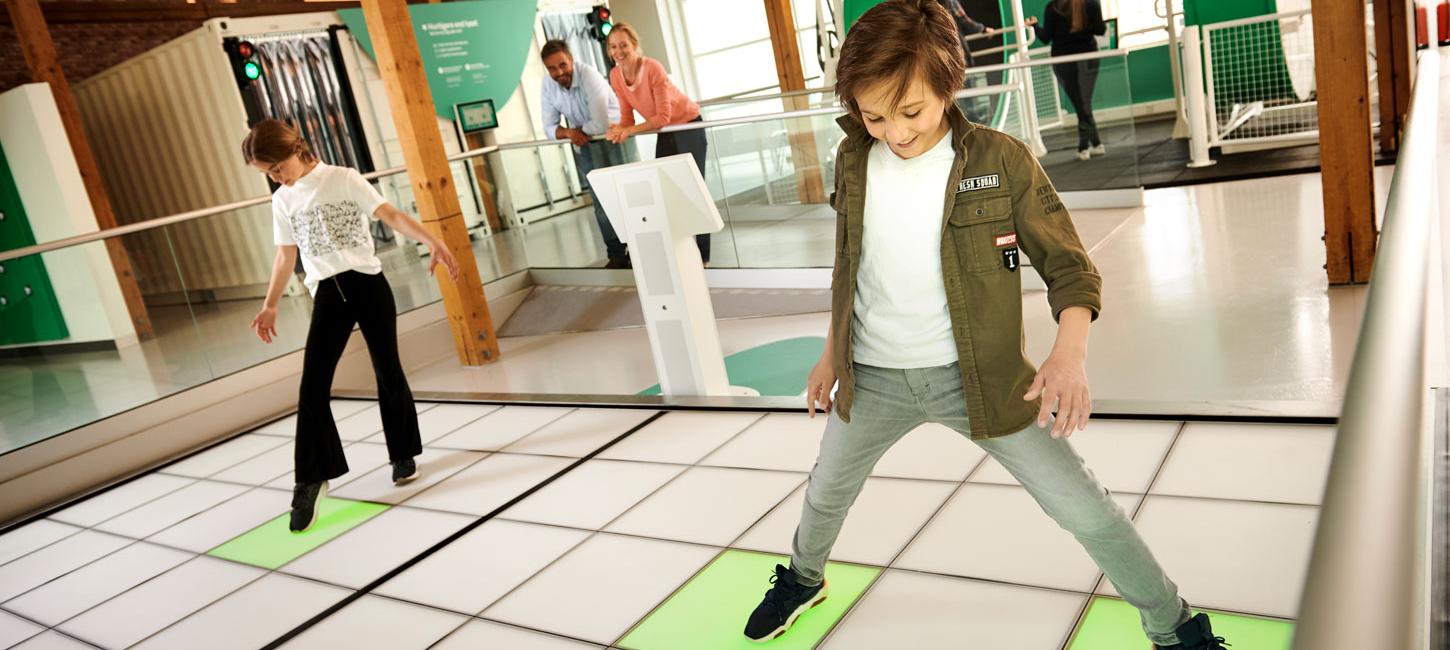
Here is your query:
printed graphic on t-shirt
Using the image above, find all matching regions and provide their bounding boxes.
[290,200,371,257]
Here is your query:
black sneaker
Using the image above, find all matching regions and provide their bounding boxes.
[289,480,328,533]
[1155,613,1230,650]
[391,457,419,485]
[743,564,827,643]
[604,256,632,269]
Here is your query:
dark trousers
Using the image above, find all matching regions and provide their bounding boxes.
[655,116,712,263]
[574,140,629,260]
[1053,60,1101,150]
[295,270,420,484]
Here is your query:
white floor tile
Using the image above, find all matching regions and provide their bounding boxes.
[430,406,574,452]
[146,488,286,554]
[698,413,825,472]
[821,570,1086,650]
[433,619,602,650]
[281,507,473,589]
[0,610,44,650]
[502,460,686,530]
[1151,423,1336,505]
[330,448,487,505]
[504,409,659,458]
[93,481,249,539]
[969,420,1179,493]
[332,399,376,419]
[483,533,718,645]
[336,405,386,441]
[162,435,289,479]
[280,594,465,649]
[403,453,574,516]
[59,556,264,650]
[597,411,762,464]
[377,520,590,616]
[50,475,194,528]
[132,573,348,650]
[735,478,957,566]
[0,531,133,602]
[253,414,297,436]
[1103,496,1317,618]
[8,630,96,650]
[210,441,295,486]
[605,466,805,546]
[871,423,988,482]
[265,442,392,491]
[896,484,1141,593]
[410,403,501,444]
[3,542,191,626]
[0,520,82,567]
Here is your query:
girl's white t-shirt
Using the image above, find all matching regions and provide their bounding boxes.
[271,163,387,295]
[851,129,960,369]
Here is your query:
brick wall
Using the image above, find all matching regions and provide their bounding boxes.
[1,18,201,95]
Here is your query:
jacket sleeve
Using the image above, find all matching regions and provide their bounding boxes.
[1090,0,1107,36]
[1005,139,1102,322]
[1034,8,1054,44]
[829,143,850,311]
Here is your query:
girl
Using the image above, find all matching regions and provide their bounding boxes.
[741,3,1226,649]
[1035,0,1108,160]
[244,119,460,533]
[603,21,712,265]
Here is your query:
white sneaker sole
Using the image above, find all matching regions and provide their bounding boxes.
[747,582,829,643]
[294,481,329,533]
[393,469,420,486]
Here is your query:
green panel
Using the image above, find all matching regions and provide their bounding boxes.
[338,0,538,120]
[1067,597,1295,650]
[1128,46,1175,104]
[639,337,826,397]
[0,142,69,346]
[619,550,880,650]
[1183,0,1279,26]
[208,498,388,570]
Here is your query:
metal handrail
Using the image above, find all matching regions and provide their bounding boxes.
[0,47,1134,265]
[1292,50,1443,650]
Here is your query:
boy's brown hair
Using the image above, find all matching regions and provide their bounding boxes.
[834,0,965,119]
[241,119,316,165]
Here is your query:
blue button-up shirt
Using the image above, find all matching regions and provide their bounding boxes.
[541,62,619,138]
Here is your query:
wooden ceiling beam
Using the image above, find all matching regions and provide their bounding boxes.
[0,1,370,25]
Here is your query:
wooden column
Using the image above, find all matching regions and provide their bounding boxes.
[1311,0,1377,285]
[464,131,503,232]
[1372,0,1413,153]
[360,0,500,364]
[763,0,827,204]
[7,0,154,339]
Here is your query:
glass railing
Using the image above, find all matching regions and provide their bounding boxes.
[0,49,1144,455]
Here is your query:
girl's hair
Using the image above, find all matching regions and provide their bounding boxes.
[835,0,965,120]
[1053,0,1087,33]
[241,119,316,165]
[608,22,641,49]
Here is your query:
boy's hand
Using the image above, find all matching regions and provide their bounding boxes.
[1023,349,1091,438]
[250,307,278,344]
[806,355,837,418]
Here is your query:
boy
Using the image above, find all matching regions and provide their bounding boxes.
[740,2,1227,649]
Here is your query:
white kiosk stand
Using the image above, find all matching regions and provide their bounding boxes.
[587,154,736,397]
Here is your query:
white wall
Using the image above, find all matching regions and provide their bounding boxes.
[0,84,137,348]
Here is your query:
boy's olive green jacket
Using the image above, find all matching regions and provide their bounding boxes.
[827,105,1102,439]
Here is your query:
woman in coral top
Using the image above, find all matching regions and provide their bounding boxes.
[604,21,711,263]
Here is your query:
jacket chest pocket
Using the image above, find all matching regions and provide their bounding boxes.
[948,194,1014,273]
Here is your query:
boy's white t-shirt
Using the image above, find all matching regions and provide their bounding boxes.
[851,129,959,369]
[271,163,387,295]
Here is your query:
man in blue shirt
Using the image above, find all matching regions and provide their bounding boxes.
[540,39,631,268]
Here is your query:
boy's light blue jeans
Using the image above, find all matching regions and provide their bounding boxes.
[790,362,1191,646]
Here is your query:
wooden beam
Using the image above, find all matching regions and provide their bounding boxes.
[7,0,154,339]
[1311,0,1377,285]
[0,1,479,25]
[360,0,499,365]
[762,0,827,204]
[1372,0,1413,153]
[464,131,502,232]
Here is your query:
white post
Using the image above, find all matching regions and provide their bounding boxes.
[1181,26,1217,168]
[1010,0,1048,156]
[1166,0,1191,138]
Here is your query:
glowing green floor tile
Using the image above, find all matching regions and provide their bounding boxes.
[619,550,878,650]
[208,498,388,570]
[640,337,825,397]
[1068,597,1294,650]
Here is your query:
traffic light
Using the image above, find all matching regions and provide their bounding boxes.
[226,39,264,90]
[587,5,613,41]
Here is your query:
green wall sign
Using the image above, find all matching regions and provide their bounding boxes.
[339,0,537,120]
